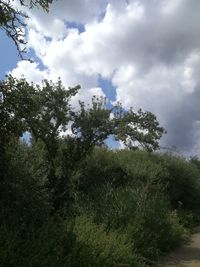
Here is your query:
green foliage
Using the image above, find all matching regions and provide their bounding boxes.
[0,220,74,267]
[178,211,200,231]
[0,216,145,267]
[70,149,200,264]
[127,194,185,262]
[190,156,200,173]
[73,183,186,264]
[72,96,112,148]
[1,76,81,210]
[1,76,165,211]
[0,138,50,226]
[2,76,200,266]
[73,148,167,194]
[157,154,200,210]
[70,148,123,192]
[113,104,166,151]
[1,76,80,144]
[80,148,200,213]
[115,149,167,190]
[1,76,165,154]
[73,215,143,267]
[1,140,198,266]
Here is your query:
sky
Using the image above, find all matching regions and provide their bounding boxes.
[1,0,200,156]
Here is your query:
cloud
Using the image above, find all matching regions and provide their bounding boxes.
[22,0,108,39]
[10,61,49,84]
[114,51,200,155]
[10,0,200,155]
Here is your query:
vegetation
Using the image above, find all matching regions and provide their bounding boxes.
[2,1,199,266]
[1,76,200,266]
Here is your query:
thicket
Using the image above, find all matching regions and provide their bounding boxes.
[1,77,200,266]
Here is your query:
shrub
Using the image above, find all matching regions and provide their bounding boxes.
[73,215,145,267]
[127,192,186,263]
[0,216,145,267]
[71,147,128,192]
[158,154,200,210]
[0,221,73,267]
[0,139,50,227]
[74,183,186,264]
[178,210,200,231]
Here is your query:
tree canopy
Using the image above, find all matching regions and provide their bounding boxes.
[0,75,165,152]
[0,75,165,208]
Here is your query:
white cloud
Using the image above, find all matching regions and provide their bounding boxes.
[10,61,49,84]
[10,0,200,155]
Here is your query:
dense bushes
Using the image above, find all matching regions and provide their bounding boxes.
[0,139,50,227]
[72,215,142,267]
[76,148,200,213]
[1,140,200,266]
[73,184,186,263]
[0,217,144,267]
[159,155,200,210]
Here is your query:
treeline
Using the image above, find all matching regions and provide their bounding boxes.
[1,77,200,266]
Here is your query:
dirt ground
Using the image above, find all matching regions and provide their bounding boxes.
[155,231,200,267]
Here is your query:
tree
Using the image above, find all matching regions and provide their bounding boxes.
[71,96,112,154]
[113,103,166,151]
[0,0,53,57]
[0,75,80,208]
[0,75,165,210]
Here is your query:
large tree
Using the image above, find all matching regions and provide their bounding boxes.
[0,75,165,209]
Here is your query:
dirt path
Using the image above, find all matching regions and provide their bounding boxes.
[155,231,200,267]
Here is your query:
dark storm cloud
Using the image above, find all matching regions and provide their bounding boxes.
[162,84,200,155]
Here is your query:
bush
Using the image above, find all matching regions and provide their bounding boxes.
[72,148,168,195]
[74,183,186,264]
[2,144,199,266]
[178,210,200,231]
[71,147,128,192]
[0,216,145,267]
[158,154,200,210]
[0,221,75,267]
[127,193,186,263]
[116,150,166,184]
[0,139,50,227]
[73,215,145,267]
